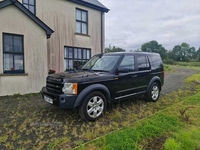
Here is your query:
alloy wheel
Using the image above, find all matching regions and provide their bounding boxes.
[86,96,104,118]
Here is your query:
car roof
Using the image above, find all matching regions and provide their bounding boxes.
[102,52,160,56]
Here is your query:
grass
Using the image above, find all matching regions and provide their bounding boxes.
[164,61,200,72]
[0,70,200,149]
[164,128,200,150]
[100,114,180,150]
[75,73,200,150]
[176,61,200,67]
[164,60,200,68]
[177,65,200,71]
[175,62,200,71]
[164,64,173,72]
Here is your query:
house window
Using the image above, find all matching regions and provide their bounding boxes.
[76,8,88,35]
[23,0,36,14]
[64,47,91,71]
[3,33,24,74]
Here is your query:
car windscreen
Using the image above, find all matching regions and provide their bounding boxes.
[81,55,121,72]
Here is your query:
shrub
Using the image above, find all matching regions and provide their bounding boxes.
[164,59,177,65]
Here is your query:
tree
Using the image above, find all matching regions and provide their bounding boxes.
[141,40,167,60]
[105,44,126,53]
[171,43,196,62]
[197,47,200,62]
[170,45,182,61]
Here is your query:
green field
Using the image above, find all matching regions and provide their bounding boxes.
[164,60,200,68]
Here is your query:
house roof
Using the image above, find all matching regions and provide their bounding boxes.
[0,0,54,38]
[68,0,109,12]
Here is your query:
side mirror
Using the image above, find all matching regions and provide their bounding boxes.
[117,67,129,73]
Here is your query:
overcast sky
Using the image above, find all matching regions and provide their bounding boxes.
[99,0,200,51]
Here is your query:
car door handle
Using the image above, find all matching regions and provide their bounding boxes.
[131,75,137,78]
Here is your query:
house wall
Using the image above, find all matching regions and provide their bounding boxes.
[18,0,105,72]
[0,5,48,96]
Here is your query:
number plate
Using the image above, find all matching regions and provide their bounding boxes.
[44,95,53,104]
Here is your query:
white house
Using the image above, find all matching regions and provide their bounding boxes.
[0,0,109,96]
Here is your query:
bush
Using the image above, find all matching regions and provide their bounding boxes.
[164,65,172,72]
[164,59,177,65]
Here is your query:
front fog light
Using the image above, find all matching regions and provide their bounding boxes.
[60,97,66,103]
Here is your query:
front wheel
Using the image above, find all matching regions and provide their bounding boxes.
[78,91,107,121]
[145,82,160,102]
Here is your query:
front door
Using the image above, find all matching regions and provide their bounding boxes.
[113,55,138,100]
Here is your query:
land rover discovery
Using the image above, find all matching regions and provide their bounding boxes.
[41,52,164,121]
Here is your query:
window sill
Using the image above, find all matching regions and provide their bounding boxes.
[75,33,90,37]
[0,73,28,76]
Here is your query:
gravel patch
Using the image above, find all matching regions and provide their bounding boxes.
[161,66,199,95]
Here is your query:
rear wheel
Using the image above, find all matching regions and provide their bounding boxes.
[145,82,160,102]
[78,91,106,121]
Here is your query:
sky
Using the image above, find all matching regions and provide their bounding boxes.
[99,0,200,51]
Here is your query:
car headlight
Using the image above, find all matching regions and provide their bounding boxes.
[62,83,78,94]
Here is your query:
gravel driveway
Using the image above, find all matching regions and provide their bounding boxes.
[161,66,199,95]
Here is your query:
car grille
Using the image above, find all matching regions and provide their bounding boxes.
[46,77,63,94]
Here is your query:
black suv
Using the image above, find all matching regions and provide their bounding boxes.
[41,52,164,121]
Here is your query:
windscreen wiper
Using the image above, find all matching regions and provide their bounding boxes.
[92,70,110,72]
[81,68,94,72]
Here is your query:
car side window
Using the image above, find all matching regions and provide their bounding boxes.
[119,55,135,72]
[150,55,162,69]
[137,55,150,71]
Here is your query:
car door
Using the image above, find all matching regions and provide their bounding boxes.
[134,54,151,93]
[113,54,139,100]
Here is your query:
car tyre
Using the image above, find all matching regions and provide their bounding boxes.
[78,91,107,121]
[145,82,160,102]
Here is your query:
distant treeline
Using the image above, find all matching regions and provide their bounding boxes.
[105,41,200,62]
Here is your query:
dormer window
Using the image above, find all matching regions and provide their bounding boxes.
[23,0,36,15]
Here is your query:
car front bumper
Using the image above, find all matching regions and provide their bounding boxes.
[41,87,78,109]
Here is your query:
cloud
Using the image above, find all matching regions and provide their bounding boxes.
[99,0,200,50]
